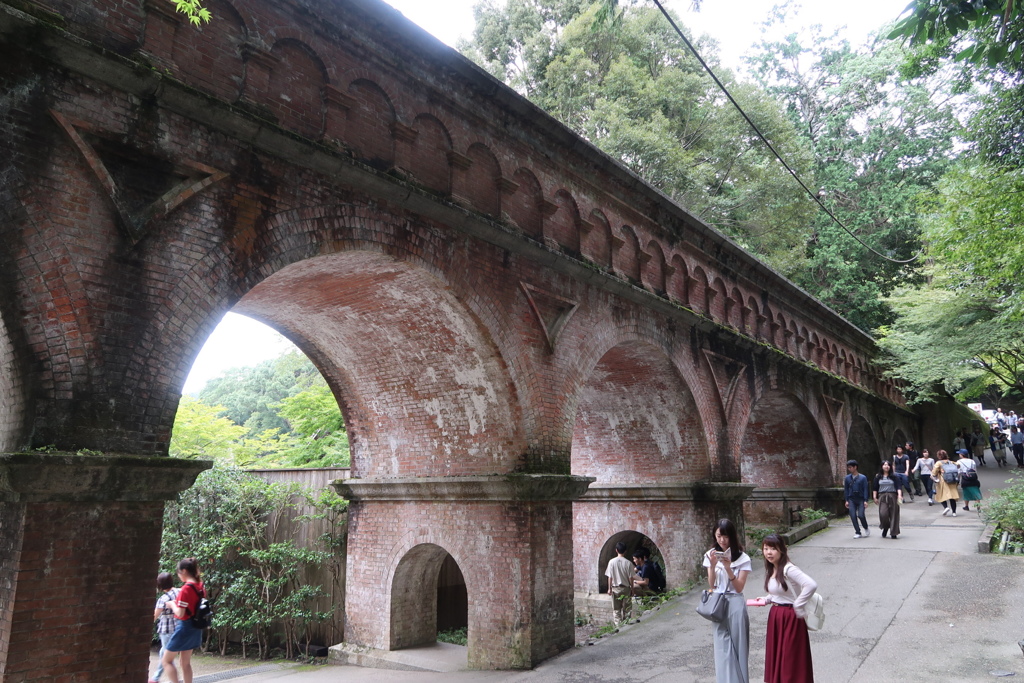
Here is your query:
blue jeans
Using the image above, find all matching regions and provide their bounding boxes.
[847,499,868,533]
[153,632,173,681]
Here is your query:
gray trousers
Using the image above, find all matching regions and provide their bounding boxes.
[713,592,750,683]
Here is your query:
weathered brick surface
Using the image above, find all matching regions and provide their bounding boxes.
[0,0,925,674]
[3,501,164,682]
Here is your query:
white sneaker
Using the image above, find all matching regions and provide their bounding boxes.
[942,508,950,516]
[854,533,863,539]
[952,512,957,517]
[863,528,870,536]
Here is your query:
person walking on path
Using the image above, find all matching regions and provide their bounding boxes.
[956,448,984,514]
[605,541,634,624]
[843,460,870,538]
[161,558,206,683]
[933,450,961,516]
[1010,425,1024,467]
[971,426,988,466]
[150,572,179,683]
[758,534,816,683]
[702,518,752,683]
[992,428,1009,467]
[892,447,914,502]
[913,448,936,505]
[953,449,978,512]
[905,442,925,497]
[872,460,903,539]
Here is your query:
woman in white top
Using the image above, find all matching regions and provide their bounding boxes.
[913,449,936,504]
[702,518,752,683]
[759,533,817,683]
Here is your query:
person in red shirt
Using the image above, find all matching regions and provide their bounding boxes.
[160,558,206,683]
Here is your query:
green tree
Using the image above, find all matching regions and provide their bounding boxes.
[275,384,350,468]
[888,0,1024,68]
[877,164,1024,402]
[199,351,322,437]
[170,396,248,460]
[161,468,343,658]
[747,24,959,331]
[462,1,816,264]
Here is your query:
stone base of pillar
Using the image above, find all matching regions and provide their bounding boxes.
[333,474,593,670]
[0,453,210,681]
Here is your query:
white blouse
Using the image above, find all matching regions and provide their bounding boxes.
[767,562,818,618]
[702,550,752,594]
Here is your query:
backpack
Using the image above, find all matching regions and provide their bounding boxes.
[784,564,824,631]
[941,462,960,484]
[186,585,213,630]
[649,561,666,593]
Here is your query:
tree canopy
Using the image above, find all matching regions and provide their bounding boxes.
[173,351,349,467]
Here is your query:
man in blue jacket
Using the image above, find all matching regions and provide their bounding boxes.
[844,459,870,538]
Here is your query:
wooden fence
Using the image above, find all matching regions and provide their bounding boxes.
[248,467,350,648]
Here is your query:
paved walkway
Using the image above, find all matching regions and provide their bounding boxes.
[160,467,1024,683]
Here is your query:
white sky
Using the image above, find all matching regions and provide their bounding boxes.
[183,0,910,395]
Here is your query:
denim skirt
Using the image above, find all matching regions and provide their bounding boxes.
[165,618,203,652]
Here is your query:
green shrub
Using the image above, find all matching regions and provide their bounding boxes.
[985,473,1024,544]
[800,508,831,522]
[745,526,781,558]
[437,627,468,645]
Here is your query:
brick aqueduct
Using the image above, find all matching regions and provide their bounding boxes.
[0,0,924,677]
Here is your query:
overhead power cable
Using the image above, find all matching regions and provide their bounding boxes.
[649,0,920,264]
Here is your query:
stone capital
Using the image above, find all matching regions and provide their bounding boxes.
[333,474,594,502]
[580,481,755,502]
[0,453,211,503]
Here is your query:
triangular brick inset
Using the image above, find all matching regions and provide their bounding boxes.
[50,109,227,244]
[821,395,845,440]
[702,349,747,413]
[521,282,579,352]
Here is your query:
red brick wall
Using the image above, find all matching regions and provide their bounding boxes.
[3,501,164,681]
[345,498,574,669]
[572,343,710,484]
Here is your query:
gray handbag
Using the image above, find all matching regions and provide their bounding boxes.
[696,589,729,622]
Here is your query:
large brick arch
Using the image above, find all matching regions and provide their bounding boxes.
[740,389,832,488]
[848,413,882,479]
[234,250,524,476]
[571,341,711,484]
[595,530,663,593]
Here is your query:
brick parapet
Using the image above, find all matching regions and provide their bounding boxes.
[0,0,903,407]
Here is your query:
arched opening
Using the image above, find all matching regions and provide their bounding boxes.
[848,415,881,480]
[741,390,831,487]
[741,390,833,525]
[391,543,468,650]
[436,554,469,635]
[571,342,709,483]
[231,250,523,477]
[597,531,665,593]
[892,429,909,457]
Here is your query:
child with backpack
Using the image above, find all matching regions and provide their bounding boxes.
[932,449,961,516]
[161,558,208,683]
[149,573,178,683]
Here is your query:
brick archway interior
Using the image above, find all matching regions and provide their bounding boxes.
[891,429,909,455]
[596,530,663,593]
[389,543,465,650]
[0,312,22,452]
[848,415,881,480]
[571,343,709,483]
[232,250,524,477]
[741,390,832,487]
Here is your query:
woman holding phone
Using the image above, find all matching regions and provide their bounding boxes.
[702,518,752,683]
[758,534,817,683]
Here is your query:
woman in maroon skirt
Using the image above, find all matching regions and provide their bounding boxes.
[759,534,816,683]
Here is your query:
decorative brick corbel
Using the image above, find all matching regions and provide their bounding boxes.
[141,0,181,68]
[447,150,473,205]
[241,42,279,102]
